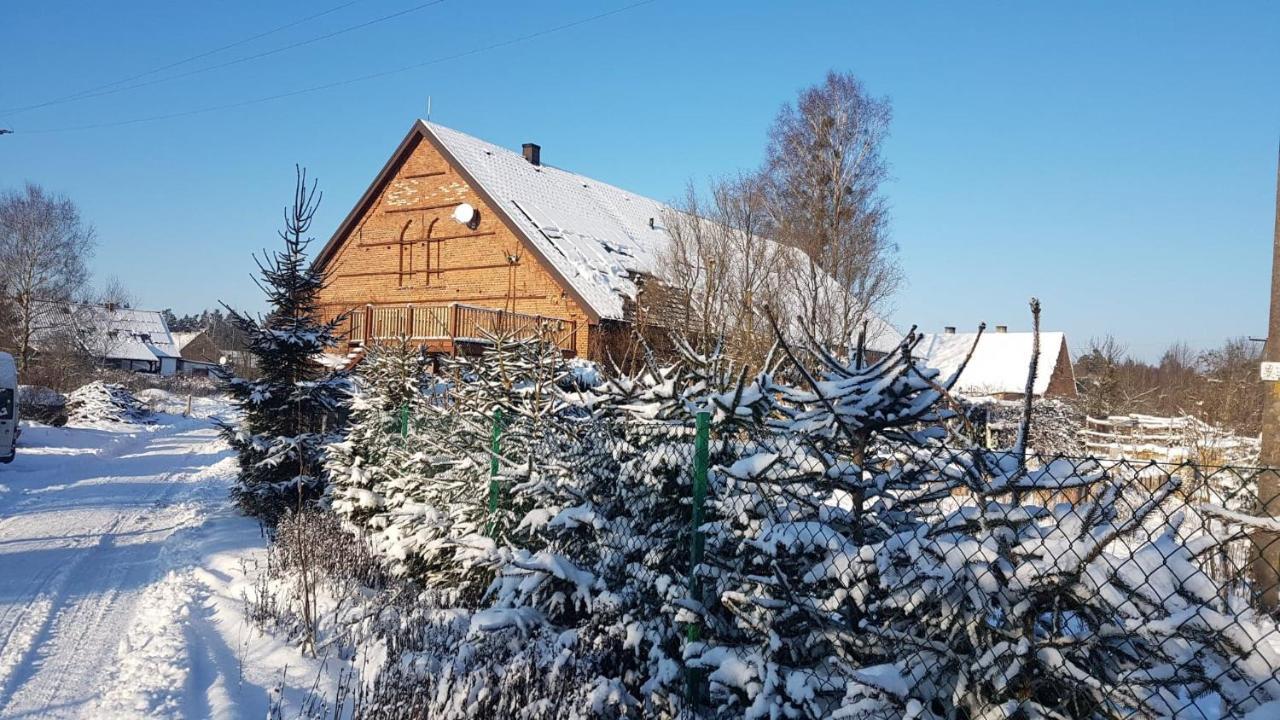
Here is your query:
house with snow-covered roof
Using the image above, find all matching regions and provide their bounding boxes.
[914,326,1076,400]
[313,120,901,362]
[32,303,184,376]
[171,331,222,376]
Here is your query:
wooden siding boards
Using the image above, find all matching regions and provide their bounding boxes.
[176,332,221,365]
[315,123,596,355]
[1045,340,1078,398]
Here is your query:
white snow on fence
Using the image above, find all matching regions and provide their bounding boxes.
[1083,413,1259,464]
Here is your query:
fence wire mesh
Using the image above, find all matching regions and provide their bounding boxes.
[543,418,1280,719]
[339,333,1280,718]
[379,395,1280,718]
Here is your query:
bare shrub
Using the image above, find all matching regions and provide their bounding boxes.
[244,510,391,657]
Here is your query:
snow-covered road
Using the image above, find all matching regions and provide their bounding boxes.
[0,412,335,719]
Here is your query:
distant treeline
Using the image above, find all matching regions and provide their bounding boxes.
[161,308,251,353]
[1074,335,1261,437]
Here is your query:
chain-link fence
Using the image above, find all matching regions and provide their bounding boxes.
[484,412,1280,719]
[368,391,1280,718]
[328,333,1280,717]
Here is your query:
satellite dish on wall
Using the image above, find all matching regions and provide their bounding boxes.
[452,203,478,227]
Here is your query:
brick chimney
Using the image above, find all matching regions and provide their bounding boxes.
[944,326,956,334]
[995,325,1008,333]
[522,143,541,166]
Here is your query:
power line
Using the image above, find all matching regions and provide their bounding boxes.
[7,0,367,114]
[23,0,658,135]
[0,0,445,115]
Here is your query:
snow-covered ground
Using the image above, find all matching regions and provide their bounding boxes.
[0,403,336,718]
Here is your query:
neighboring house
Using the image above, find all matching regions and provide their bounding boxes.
[171,331,221,376]
[34,304,184,376]
[914,326,1076,400]
[314,120,901,361]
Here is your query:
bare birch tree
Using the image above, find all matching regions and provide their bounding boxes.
[763,71,900,350]
[96,275,135,309]
[660,183,729,348]
[652,71,900,368]
[0,184,96,373]
[660,175,782,366]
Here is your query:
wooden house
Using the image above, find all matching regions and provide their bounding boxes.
[314,121,901,362]
[914,326,1077,400]
[171,331,221,376]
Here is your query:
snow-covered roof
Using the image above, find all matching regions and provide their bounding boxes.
[914,331,1069,397]
[321,121,902,353]
[32,303,180,364]
[171,332,203,352]
[93,307,181,362]
[424,122,672,322]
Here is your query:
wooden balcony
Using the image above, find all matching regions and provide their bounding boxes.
[336,303,577,356]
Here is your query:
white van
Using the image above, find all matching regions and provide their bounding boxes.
[0,352,16,463]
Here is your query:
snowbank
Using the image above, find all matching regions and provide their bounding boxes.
[135,387,233,420]
[66,381,152,425]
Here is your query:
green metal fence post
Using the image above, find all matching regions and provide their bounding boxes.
[486,407,504,535]
[686,410,711,708]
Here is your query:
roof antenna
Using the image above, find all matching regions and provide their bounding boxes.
[426,95,432,122]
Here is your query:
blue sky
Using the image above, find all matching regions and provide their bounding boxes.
[1,1,1276,360]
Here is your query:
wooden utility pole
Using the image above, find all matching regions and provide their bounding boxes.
[1257,141,1280,612]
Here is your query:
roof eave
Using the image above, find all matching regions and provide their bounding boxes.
[313,120,604,325]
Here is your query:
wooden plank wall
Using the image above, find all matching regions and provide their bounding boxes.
[316,134,594,354]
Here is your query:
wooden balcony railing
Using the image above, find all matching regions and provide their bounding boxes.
[336,303,577,355]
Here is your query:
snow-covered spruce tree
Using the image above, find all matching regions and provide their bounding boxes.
[840,444,1280,717]
[326,337,432,529]
[684,318,982,718]
[578,335,784,715]
[385,334,785,718]
[217,167,348,524]
[356,329,665,718]
[357,329,586,594]
[837,301,1280,719]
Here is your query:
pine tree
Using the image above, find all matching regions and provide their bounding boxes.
[592,336,782,714]
[402,334,784,717]
[684,319,978,718]
[352,330,579,592]
[217,167,348,524]
[836,302,1280,718]
[358,330,660,717]
[327,337,432,529]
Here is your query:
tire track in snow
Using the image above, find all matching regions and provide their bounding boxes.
[0,422,228,718]
[0,511,138,705]
[0,565,60,685]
